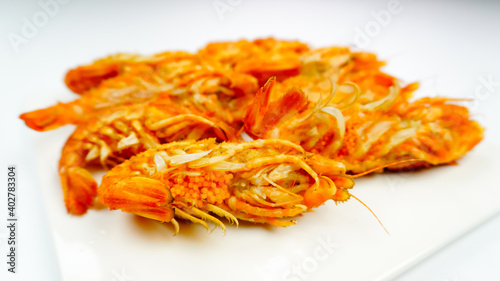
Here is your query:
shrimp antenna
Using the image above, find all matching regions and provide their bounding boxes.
[349,159,421,179]
[350,193,389,235]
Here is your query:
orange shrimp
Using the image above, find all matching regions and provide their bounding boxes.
[244,77,483,173]
[60,101,235,215]
[19,59,258,131]
[64,52,195,94]
[98,139,354,232]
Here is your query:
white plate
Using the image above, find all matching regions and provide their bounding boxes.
[31,125,500,281]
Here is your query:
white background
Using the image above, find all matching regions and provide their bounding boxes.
[1,0,499,280]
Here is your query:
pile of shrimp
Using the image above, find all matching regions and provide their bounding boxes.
[20,38,483,233]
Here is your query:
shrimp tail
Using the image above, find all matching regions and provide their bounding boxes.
[19,101,84,132]
[60,166,97,215]
[58,135,98,215]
